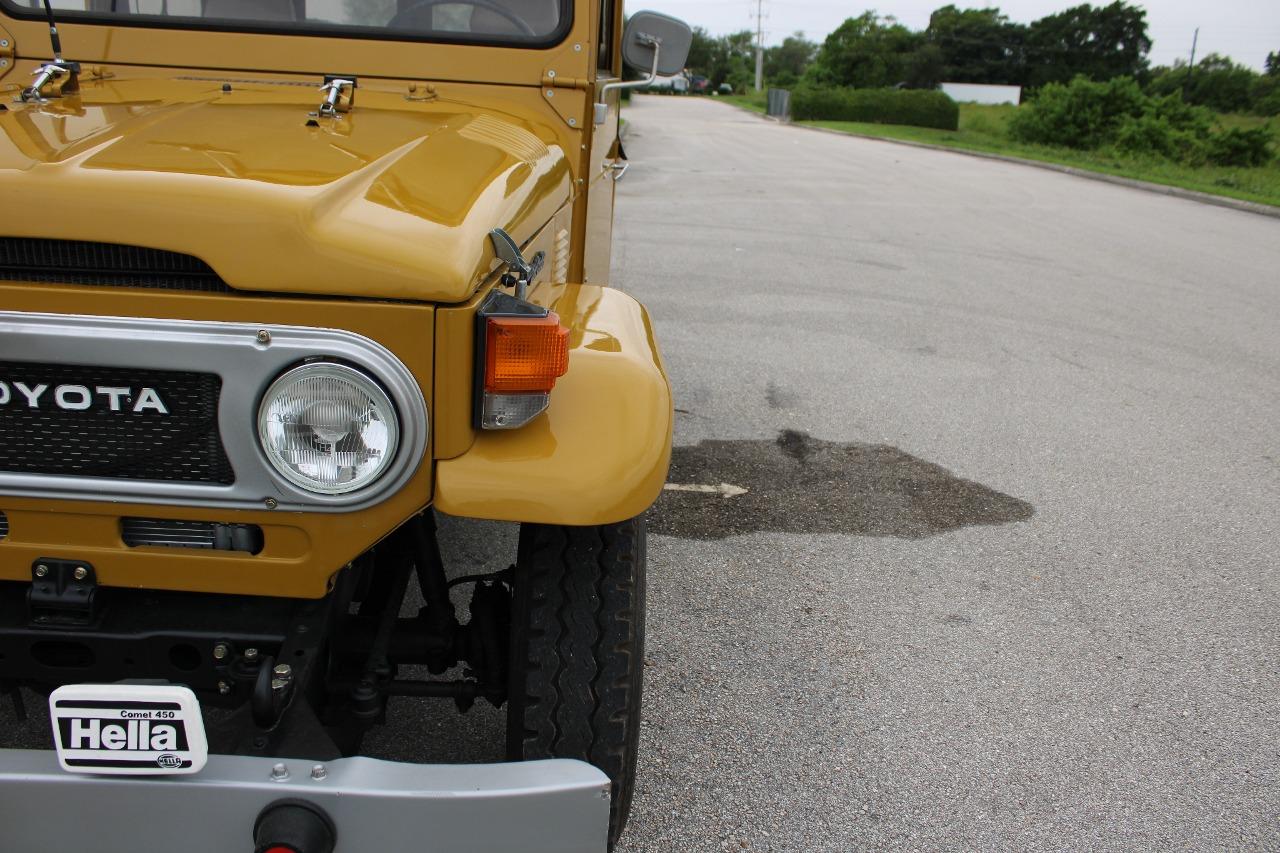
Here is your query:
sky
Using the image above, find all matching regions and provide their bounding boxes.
[629,0,1280,71]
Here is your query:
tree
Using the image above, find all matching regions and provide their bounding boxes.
[715,30,757,91]
[1024,2,1151,89]
[805,12,923,89]
[1254,52,1280,116]
[764,33,817,87]
[904,42,946,89]
[1148,54,1261,114]
[683,28,756,92]
[1251,76,1280,116]
[925,5,1028,85]
[685,27,718,76]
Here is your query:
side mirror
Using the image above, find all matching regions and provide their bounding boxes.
[621,11,693,78]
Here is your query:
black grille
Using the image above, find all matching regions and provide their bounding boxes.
[0,511,7,540]
[0,237,231,292]
[0,361,234,484]
[122,518,263,554]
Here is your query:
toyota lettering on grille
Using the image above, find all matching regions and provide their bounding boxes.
[0,381,169,415]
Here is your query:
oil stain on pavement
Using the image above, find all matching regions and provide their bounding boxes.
[650,430,1034,540]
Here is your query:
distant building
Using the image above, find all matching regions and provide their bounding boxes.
[939,83,1022,106]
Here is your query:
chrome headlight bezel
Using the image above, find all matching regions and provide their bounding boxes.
[256,361,401,496]
[0,312,427,512]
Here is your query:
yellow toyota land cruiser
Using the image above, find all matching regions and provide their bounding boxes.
[0,0,690,848]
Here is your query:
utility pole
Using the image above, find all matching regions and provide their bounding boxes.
[1183,27,1199,95]
[753,0,765,92]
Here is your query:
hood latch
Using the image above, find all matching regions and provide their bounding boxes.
[19,60,79,103]
[317,75,356,117]
[17,0,79,102]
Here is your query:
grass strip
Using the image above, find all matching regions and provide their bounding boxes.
[718,94,1280,208]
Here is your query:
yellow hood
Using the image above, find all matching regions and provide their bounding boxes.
[0,75,572,302]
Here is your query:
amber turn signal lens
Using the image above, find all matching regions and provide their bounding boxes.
[484,313,570,393]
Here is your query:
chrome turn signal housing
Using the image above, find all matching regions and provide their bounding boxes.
[474,291,569,430]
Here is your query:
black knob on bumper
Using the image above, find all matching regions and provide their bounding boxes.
[253,799,337,853]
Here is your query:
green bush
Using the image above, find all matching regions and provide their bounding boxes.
[1147,92,1213,136]
[1006,75,1280,168]
[727,68,754,95]
[1112,115,1207,164]
[1008,76,1149,149]
[1206,126,1275,167]
[769,70,800,89]
[790,87,959,130]
[1107,93,1215,163]
[1252,76,1280,117]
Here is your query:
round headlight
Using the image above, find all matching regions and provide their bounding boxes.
[257,362,400,495]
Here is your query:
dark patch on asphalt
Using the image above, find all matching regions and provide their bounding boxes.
[765,381,800,411]
[776,429,813,465]
[650,430,1034,541]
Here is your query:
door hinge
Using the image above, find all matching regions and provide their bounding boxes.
[0,26,13,82]
[541,70,592,91]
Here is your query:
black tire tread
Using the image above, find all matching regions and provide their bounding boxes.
[508,517,646,847]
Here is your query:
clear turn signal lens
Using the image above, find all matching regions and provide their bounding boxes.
[258,362,399,494]
[481,391,552,430]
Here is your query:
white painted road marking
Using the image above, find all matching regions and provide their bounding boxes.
[662,482,748,498]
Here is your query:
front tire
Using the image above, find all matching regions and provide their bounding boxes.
[506,517,647,848]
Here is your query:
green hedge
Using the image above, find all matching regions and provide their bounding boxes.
[791,87,959,131]
[1009,76,1275,167]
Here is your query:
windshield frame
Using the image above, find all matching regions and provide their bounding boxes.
[0,0,574,50]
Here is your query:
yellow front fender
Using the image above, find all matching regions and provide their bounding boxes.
[434,284,673,526]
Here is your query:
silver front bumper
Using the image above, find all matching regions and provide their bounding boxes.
[0,750,610,852]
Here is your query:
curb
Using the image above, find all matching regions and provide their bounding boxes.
[719,100,1280,221]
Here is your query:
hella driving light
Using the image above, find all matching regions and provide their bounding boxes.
[258,362,399,495]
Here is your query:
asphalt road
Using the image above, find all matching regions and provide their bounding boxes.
[5,95,1278,851]
[378,97,1279,850]
[604,96,1280,851]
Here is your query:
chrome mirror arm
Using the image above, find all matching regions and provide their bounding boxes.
[595,36,661,125]
[601,36,662,98]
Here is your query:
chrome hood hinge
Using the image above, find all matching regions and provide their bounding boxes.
[488,228,545,300]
